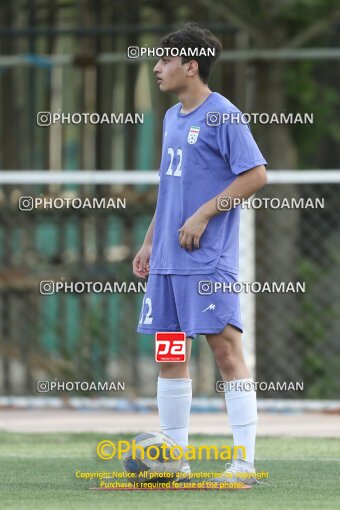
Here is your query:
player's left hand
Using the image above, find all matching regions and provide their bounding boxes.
[178,211,209,251]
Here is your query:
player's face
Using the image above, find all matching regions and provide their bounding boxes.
[153,57,189,93]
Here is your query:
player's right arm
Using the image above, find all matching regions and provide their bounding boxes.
[133,114,166,278]
[132,212,155,278]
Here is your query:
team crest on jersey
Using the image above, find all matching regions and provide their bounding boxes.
[187,125,200,144]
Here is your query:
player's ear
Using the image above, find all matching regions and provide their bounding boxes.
[185,60,199,77]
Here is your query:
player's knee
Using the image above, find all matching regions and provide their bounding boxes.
[211,336,240,368]
[156,361,173,373]
[214,344,236,367]
[157,361,188,377]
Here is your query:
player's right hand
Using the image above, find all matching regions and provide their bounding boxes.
[132,244,152,279]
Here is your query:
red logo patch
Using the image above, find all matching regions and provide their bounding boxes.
[155,332,186,362]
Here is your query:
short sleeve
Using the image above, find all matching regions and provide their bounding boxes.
[217,120,267,175]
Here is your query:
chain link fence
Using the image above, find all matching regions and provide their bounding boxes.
[0,173,339,399]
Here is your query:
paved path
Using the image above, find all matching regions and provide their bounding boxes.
[1,410,340,436]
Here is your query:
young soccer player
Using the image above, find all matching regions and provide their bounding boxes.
[132,23,268,484]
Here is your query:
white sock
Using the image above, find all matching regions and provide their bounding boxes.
[157,377,192,459]
[224,378,257,465]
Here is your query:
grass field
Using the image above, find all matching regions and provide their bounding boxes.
[1,431,339,510]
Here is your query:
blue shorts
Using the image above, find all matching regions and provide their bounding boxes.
[137,268,243,339]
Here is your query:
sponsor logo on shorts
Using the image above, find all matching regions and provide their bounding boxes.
[202,304,216,312]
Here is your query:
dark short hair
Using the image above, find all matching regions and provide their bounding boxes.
[159,23,222,83]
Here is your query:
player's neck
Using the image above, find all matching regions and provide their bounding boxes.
[178,85,212,114]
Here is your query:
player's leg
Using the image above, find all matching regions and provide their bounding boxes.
[206,325,258,483]
[157,339,192,458]
[137,274,193,473]
[170,269,257,483]
[206,325,257,462]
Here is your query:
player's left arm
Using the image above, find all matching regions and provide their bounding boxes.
[178,165,267,251]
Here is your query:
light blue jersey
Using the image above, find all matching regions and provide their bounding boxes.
[149,92,267,275]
